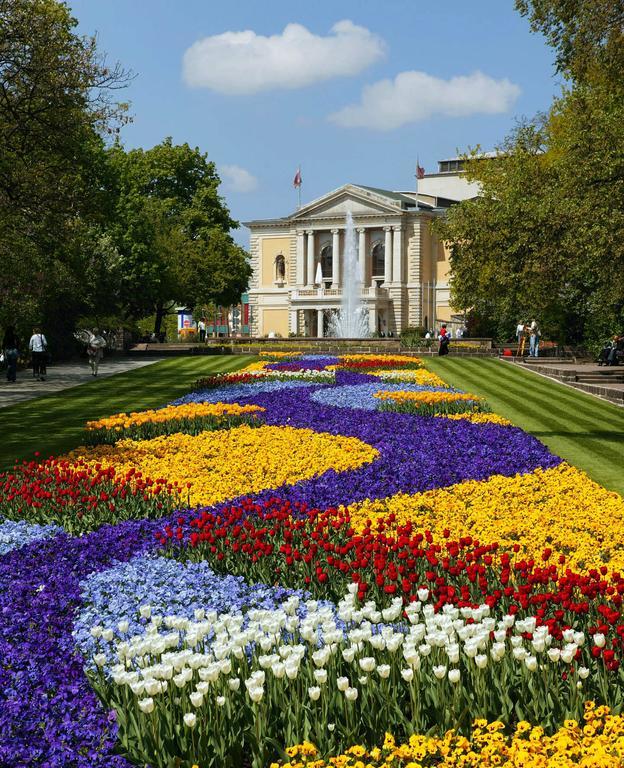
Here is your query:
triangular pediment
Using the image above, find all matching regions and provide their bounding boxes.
[290,184,407,221]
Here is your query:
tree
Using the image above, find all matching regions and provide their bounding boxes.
[515,0,624,83]
[0,0,130,349]
[434,2,624,345]
[109,138,251,334]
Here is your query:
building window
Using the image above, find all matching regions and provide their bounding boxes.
[275,254,286,282]
[371,242,385,277]
[320,245,333,280]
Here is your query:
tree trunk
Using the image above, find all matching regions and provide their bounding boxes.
[154,301,165,336]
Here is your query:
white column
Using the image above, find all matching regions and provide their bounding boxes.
[306,230,315,287]
[317,308,324,338]
[383,226,393,285]
[392,226,403,284]
[358,228,366,286]
[289,309,298,336]
[296,230,305,286]
[331,228,340,288]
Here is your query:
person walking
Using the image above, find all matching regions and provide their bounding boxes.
[529,320,541,357]
[87,329,106,376]
[2,325,19,383]
[29,327,48,381]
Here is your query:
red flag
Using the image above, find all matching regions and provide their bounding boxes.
[416,164,425,179]
[293,167,302,188]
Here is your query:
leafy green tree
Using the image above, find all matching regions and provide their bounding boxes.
[0,0,130,350]
[515,0,624,82]
[109,138,251,335]
[435,2,624,345]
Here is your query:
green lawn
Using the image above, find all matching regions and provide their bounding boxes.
[0,355,254,470]
[426,357,624,496]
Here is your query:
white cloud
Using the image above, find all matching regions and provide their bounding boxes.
[182,20,385,94]
[220,164,258,193]
[329,70,521,130]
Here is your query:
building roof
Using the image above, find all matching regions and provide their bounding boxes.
[355,185,418,208]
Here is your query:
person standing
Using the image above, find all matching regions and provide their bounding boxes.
[87,329,106,376]
[438,324,450,356]
[516,321,525,344]
[29,327,47,381]
[198,318,206,343]
[2,325,19,382]
[529,320,541,357]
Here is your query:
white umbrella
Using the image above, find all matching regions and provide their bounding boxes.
[314,261,323,286]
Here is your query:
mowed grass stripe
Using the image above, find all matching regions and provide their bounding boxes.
[434,359,623,451]
[449,361,618,444]
[0,355,256,470]
[425,357,624,495]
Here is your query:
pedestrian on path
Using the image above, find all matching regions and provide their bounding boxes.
[29,327,48,381]
[87,329,106,376]
[529,320,541,358]
[2,326,19,382]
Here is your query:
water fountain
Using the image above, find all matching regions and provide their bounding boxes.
[328,211,370,338]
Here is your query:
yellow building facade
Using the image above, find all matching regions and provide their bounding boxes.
[244,162,476,337]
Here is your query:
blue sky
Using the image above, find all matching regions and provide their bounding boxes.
[69,0,560,245]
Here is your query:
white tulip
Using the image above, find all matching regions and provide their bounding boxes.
[341,647,355,663]
[190,691,204,708]
[271,663,286,679]
[328,723,335,732]
[336,676,349,691]
[448,668,461,683]
[93,653,107,668]
[102,629,114,642]
[139,605,151,619]
[90,625,103,638]
[138,697,154,714]
[228,677,241,691]
[593,633,606,648]
[344,687,358,701]
[474,654,488,669]
[525,655,538,672]
[247,686,264,703]
[377,664,391,679]
[417,588,429,601]
[433,665,447,679]
[578,666,590,679]
[418,643,432,657]
[314,669,328,684]
[358,676,368,685]
[117,621,129,634]
[401,668,414,682]
[547,648,561,662]
[183,713,197,728]
[194,609,205,621]
[359,657,376,673]
[308,686,321,701]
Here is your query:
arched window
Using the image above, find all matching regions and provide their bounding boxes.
[371,242,385,277]
[320,245,333,280]
[275,254,286,282]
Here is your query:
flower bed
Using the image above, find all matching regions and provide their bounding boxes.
[84,402,265,444]
[375,389,488,416]
[1,353,622,768]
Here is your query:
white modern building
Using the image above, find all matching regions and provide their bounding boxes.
[244,159,479,337]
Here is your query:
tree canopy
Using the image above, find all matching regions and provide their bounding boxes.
[109,138,251,334]
[435,0,624,345]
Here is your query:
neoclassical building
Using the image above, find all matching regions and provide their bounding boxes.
[244,159,478,337]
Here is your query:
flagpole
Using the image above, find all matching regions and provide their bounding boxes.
[415,155,419,207]
[298,170,301,209]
